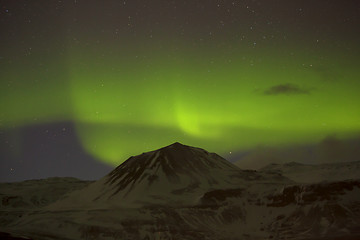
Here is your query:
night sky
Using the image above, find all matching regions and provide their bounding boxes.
[1,0,360,181]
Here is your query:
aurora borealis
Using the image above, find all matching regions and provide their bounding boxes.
[1,0,360,180]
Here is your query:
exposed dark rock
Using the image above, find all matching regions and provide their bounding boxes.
[268,180,360,207]
[200,188,244,206]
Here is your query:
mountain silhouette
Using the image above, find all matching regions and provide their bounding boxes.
[49,142,288,208]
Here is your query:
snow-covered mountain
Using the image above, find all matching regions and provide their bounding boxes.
[260,161,360,183]
[48,142,289,209]
[0,177,91,210]
[0,177,90,227]
[1,143,359,240]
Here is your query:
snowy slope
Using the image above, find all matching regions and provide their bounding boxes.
[0,177,91,234]
[0,177,91,210]
[5,180,359,240]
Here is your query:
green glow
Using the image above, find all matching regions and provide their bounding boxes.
[1,44,360,165]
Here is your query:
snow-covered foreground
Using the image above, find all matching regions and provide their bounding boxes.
[1,143,359,240]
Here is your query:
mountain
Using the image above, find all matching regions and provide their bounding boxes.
[0,177,91,210]
[1,143,359,240]
[48,142,289,209]
[260,161,360,183]
[0,177,91,228]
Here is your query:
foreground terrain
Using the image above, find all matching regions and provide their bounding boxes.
[1,143,359,240]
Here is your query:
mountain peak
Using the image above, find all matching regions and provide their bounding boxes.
[170,141,184,146]
[162,142,188,150]
[158,142,199,160]
[98,143,246,205]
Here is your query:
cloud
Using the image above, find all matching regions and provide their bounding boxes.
[263,83,310,95]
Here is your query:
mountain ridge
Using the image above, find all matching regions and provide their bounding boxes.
[2,143,359,240]
[260,160,360,183]
[47,142,290,209]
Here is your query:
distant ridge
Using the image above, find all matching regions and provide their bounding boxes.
[260,160,360,183]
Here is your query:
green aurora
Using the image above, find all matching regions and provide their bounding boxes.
[1,41,360,165]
